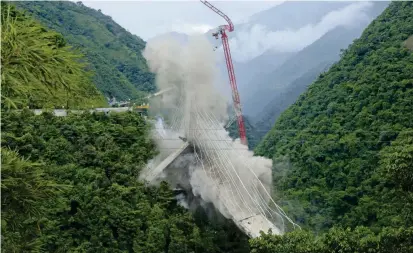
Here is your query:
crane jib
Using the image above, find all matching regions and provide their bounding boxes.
[200,0,234,32]
[199,0,247,146]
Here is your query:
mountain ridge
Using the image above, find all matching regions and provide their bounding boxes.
[255,1,413,232]
[249,26,368,138]
[14,1,156,101]
[242,1,389,120]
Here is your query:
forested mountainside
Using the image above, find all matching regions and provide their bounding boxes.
[233,22,384,149]
[255,0,413,235]
[242,1,389,120]
[1,3,106,109]
[242,27,361,112]
[252,62,331,143]
[230,1,354,98]
[14,1,156,101]
[3,1,413,252]
[1,4,250,252]
[250,26,366,130]
[1,111,250,252]
[204,2,386,102]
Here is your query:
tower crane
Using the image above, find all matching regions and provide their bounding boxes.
[200,0,248,146]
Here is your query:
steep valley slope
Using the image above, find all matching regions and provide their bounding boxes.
[3,1,413,252]
[255,1,413,232]
[216,1,389,147]
[1,3,251,252]
[15,1,156,101]
[242,1,389,121]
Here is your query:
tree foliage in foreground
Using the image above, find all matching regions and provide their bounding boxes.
[255,1,413,232]
[1,3,106,109]
[1,110,250,253]
[1,148,65,252]
[249,226,413,253]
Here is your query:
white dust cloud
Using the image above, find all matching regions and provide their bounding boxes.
[141,34,289,233]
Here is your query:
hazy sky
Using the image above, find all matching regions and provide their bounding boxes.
[80,1,378,62]
[229,1,374,61]
[82,1,280,40]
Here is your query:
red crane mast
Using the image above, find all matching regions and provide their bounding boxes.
[200,0,247,146]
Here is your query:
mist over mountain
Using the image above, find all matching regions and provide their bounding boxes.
[254,1,413,234]
[212,2,388,111]
[228,1,354,62]
[154,2,368,96]
[147,1,389,146]
[14,0,156,101]
[4,0,413,251]
[242,2,389,144]
[247,26,369,121]
[240,1,348,30]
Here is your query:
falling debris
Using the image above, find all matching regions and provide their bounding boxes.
[139,34,299,237]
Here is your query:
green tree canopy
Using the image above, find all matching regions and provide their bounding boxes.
[255,1,413,232]
[1,3,107,109]
[14,1,156,101]
[250,227,413,253]
[1,110,250,252]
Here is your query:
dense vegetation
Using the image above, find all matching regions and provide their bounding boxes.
[242,3,389,148]
[226,115,260,150]
[1,3,106,109]
[14,1,156,101]
[256,1,413,233]
[250,227,413,253]
[1,110,250,252]
[3,1,413,252]
[252,63,331,145]
[1,3,250,252]
[241,2,389,119]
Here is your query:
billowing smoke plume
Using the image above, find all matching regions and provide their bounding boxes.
[143,34,228,125]
[141,34,297,236]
